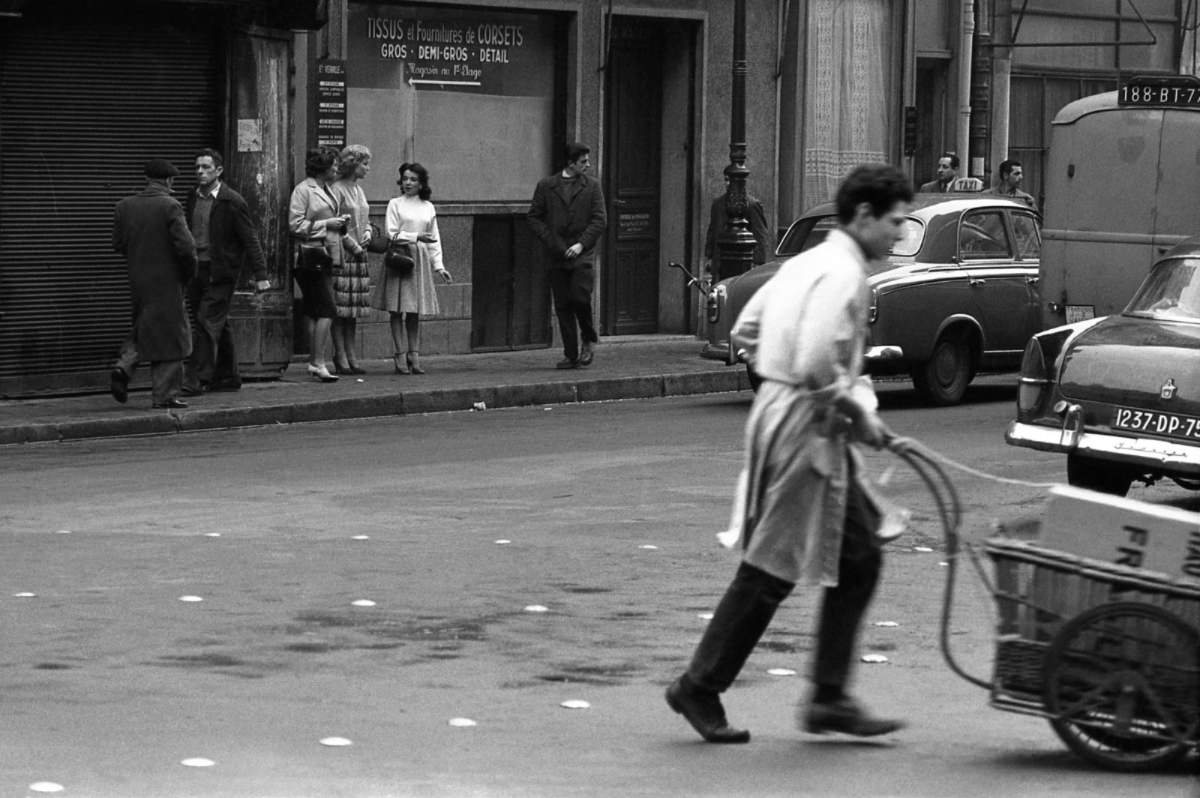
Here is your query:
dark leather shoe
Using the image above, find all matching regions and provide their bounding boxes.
[152,398,189,409]
[109,369,129,404]
[665,678,750,743]
[181,385,206,397]
[802,698,905,737]
[578,342,595,366]
[555,358,578,370]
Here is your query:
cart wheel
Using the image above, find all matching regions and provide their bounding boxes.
[1043,602,1199,772]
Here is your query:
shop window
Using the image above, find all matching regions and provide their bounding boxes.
[345,4,560,203]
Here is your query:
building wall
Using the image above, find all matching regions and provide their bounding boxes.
[308,0,784,357]
[0,0,305,398]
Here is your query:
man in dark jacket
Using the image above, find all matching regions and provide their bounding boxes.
[182,148,269,395]
[704,177,774,280]
[528,142,607,369]
[111,159,198,408]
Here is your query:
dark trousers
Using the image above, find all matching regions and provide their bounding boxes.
[686,480,883,694]
[549,263,597,362]
[114,336,183,406]
[186,268,238,389]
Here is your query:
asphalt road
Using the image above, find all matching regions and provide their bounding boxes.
[2,381,1197,797]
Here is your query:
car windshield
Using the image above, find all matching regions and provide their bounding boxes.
[1124,257,1200,321]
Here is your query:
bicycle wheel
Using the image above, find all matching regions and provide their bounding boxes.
[1043,601,1199,771]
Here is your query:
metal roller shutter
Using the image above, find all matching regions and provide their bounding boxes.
[0,10,219,397]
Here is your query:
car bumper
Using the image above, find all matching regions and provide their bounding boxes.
[1006,420,1200,476]
[864,345,904,362]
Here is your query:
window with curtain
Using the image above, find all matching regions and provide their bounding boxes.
[803,0,895,209]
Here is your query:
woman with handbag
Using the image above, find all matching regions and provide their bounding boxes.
[370,162,452,374]
[329,144,374,375]
[288,146,348,382]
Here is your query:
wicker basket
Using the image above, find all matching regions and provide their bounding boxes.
[985,538,1200,705]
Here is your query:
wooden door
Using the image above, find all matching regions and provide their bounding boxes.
[471,214,550,350]
[603,21,662,335]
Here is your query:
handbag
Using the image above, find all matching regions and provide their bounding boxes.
[296,241,332,272]
[384,239,415,276]
[366,221,390,255]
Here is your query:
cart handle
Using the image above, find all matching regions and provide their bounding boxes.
[886,435,992,690]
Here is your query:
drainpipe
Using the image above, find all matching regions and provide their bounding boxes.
[990,0,1012,182]
[957,0,975,176]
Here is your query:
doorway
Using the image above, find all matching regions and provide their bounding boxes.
[602,18,665,335]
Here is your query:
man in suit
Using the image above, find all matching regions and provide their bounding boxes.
[528,142,608,369]
[919,153,959,192]
[182,148,269,395]
[111,159,198,409]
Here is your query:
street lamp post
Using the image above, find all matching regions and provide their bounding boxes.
[715,0,757,282]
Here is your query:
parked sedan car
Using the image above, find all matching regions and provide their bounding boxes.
[701,194,1043,404]
[1005,236,1200,496]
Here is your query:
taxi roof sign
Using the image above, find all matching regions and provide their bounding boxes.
[1118,74,1200,108]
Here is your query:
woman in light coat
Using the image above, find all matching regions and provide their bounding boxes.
[329,144,373,374]
[288,147,347,382]
[371,162,452,374]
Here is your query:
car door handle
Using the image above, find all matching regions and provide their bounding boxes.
[969,278,986,286]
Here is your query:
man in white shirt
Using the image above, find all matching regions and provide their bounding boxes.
[666,164,913,744]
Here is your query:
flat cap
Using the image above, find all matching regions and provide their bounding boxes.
[143,159,180,179]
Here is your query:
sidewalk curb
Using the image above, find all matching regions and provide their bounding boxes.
[0,369,747,445]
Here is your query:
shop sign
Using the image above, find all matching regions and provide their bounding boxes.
[350,3,554,95]
[316,58,347,149]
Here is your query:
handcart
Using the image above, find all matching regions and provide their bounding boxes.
[890,438,1200,772]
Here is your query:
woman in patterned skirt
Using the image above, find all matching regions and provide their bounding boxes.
[329,144,374,374]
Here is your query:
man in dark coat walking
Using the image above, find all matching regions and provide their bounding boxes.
[528,142,607,369]
[110,159,198,408]
[182,148,269,395]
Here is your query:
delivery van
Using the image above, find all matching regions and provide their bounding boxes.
[1040,75,1200,328]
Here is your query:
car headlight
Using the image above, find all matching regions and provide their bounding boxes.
[707,283,726,324]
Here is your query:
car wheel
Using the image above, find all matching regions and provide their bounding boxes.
[746,364,763,392]
[911,331,972,406]
[1066,453,1134,496]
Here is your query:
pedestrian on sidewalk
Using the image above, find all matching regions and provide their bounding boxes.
[110,158,198,409]
[371,162,452,375]
[329,144,374,375]
[665,164,913,744]
[182,148,269,396]
[527,142,606,370]
[703,173,773,281]
[289,147,348,383]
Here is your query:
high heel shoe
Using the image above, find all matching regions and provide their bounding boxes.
[406,351,425,375]
[307,363,339,383]
[393,353,410,375]
[347,362,367,375]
